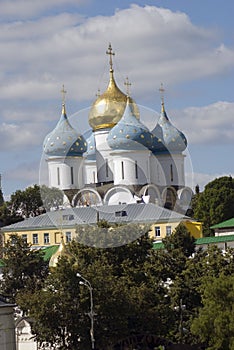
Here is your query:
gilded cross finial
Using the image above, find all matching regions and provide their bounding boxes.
[106,43,115,71]
[159,83,165,105]
[96,88,101,97]
[124,77,132,97]
[61,84,67,104]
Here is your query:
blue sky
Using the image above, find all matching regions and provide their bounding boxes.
[0,0,234,198]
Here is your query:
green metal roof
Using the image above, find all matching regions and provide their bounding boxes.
[0,245,59,267]
[41,245,59,261]
[153,234,234,250]
[195,234,234,245]
[210,218,234,229]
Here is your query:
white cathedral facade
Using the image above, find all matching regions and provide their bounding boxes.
[43,44,193,213]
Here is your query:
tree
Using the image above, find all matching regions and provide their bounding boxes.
[0,235,49,303]
[191,274,234,350]
[193,176,234,236]
[9,184,44,219]
[40,185,64,211]
[16,229,174,350]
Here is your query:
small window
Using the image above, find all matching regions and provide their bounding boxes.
[22,234,27,242]
[62,214,74,221]
[155,226,161,237]
[170,164,173,182]
[115,210,127,217]
[57,167,60,186]
[66,231,72,243]
[33,233,38,245]
[71,166,74,185]
[135,161,138,179]
[105,159,109,178]
[121,161,124,180]
[166,226,172,236]
[44,233,50,244]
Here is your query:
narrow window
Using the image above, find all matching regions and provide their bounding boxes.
[71,166,74,185]
[135,160,138,179]
[22,234,27,243]
[170,164,173,182]
[155,226,161,237]
[166,226,172,236]
[66,231,72,243]
[44,233,50,244]
[57,167,60,186]
[93,171,96,183]
[33,233,38,245]
[105,159,109,178]
[121,161,124,180]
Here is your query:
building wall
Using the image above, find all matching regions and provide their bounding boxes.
[0,302,16,350]
[215,228,234,236]
[3,228,76,247]
[149,220,203,241]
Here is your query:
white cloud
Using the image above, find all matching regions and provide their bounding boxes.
[172,101,234,145]
[0,5,233,103]
[0,121,48,151]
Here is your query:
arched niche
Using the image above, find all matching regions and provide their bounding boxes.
[103,186,136,205]
[72,188,102,207]
[177,187,193,209]
[161,186,177,210]
[140,184,162,206]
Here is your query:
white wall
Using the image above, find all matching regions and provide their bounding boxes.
[47,157,84,190]
[111,150,151,186]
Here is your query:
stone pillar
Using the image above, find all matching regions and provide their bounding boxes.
[0,301,16,350]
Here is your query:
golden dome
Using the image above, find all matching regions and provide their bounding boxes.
[49,235,73,268]
[89,44,139,131]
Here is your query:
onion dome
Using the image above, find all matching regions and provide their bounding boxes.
[107,97,158,151]
[43,102,87,157]
[84,131,96,161]
[49,235,73,268]
[88,44,139,131]
[152,101,187,153]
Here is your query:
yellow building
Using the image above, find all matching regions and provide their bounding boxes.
[149,220,202,242]
[1,204,202,248]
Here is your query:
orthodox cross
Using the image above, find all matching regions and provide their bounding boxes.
[159,83,165,105]
[124,77,132,96]
[106,43,115,70]
[61,84,67,104]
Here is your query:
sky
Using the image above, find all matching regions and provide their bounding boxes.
[0,0,234,199]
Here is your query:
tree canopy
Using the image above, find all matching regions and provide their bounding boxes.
[192,176,234,235]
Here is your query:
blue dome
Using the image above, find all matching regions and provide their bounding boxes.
[152,103,187,153]
[107,98,159,151]
[43,104,87,157]
[83,131,96,161]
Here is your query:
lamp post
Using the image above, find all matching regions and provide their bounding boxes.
[77,273,95,349]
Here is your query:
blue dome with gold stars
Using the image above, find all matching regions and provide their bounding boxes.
[43,103,87,157]
[107,97,160,151]
[152,102,187,153]
[83,131,96,161]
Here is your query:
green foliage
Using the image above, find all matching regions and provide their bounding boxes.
[40,185,64,211]
[193,176,234,236]
[0,188,4,206]
[2,223,234,349]
[0,235,49,303]
[191,274,234,350]
[9,184,44,219]
[163,223,196,258]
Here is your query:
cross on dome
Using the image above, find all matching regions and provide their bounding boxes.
[106,43,115,71]
[159,83,165,105]
[124,77,132,97]
[61,84,67,104]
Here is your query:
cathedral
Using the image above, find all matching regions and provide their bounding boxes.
[43,44,193,214]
